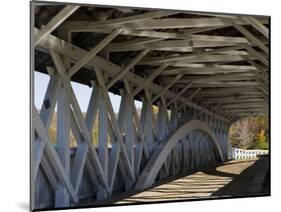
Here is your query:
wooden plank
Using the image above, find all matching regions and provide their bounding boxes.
[140,54,248,65]
[106,35,248,52]
[61,11,178,29]
[160,96,171,133]
[34,74,61,179]
[244,45,268,66]
[241,16,269,38]
[152,74,183,102]
[33,138,45,179]
[50,50,109,190]
[161,65,256,76]
[145,89,159,140]
[133,64,169,96]
[41,154,58,190]
[95,68,135,181]
[63,17,268,31]
[70,141,88,194]
[196,88,261,95]
[35,28,227,121]
[124,80,149,159]
[221,103,266,109]
[68,28,123,77]
[157,99,169,142]
[122,95,137,182]
[85,86,101,132]
[33,106,78,203]
[169,73,256,83]
[201,97,265,104]
[185,81,260,88]
[55,85,71,207]
[141,91,156,154]
[69,84,109,194]
[167,82,193,106]
[107,48,150,89]
[233,22,269,54]
[35,6,79,46]
[98,97,109,182]
[178,88,202,110]
[107,143,121,191]
[69,110,95,194]
[40,73,61,129]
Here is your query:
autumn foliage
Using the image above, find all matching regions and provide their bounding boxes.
[229,116,269,150]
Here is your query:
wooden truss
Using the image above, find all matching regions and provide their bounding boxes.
[32,3,269,209]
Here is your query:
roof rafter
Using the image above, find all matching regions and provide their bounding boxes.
[35,5,79,46]
[35,27,226,121]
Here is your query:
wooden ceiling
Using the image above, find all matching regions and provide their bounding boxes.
[33,3,269,123]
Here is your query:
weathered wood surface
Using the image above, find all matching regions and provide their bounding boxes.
[32,3,269,210]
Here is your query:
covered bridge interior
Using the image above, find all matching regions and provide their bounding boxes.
[32,2,269,210]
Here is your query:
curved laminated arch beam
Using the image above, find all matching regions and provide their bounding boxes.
[134,120,224,191]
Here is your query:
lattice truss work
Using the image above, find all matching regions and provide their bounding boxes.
[32,3,269,209]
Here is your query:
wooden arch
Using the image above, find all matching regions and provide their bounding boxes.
[134,120,224,190]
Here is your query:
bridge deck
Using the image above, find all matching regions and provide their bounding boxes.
[78,156,269,207]
[115,157,268,204]
[82,156,268,206]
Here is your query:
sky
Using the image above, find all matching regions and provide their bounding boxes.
[34,72,142,113]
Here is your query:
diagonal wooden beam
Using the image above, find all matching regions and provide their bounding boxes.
[244,45,268,66]
[124,80,149,159]
[35,5,79,46]
[241,16,269,38]
[70,113,89,194]
[35,28,227,121]
[247,59,269,81]
[68,28,123,77]
[152,74,183,102]
[69,108,106,195]
[159,96,171,132]
[107,48,150,89]
[118,84,146,177]
[140,54,248,65]
[156,99,169,142]
[133,63,169,96]
[40,72,61,129]
[233,22,269,54]
[63,17,268,31]
[50,50,109,190]
[40,154,58,191]
[61,11,178,29]
[33,106,78,203]
[167,82,193,106]
[141,89,158,152]
[95,68,135,181]
[106,35,249,52]
[178,88,202,110]
[70,86,100,194]
[34,73,62,179]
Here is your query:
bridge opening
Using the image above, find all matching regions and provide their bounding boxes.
[228,115,269,160]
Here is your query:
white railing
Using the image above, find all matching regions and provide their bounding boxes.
[228,147,269,160]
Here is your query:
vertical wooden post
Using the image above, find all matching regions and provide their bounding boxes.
[140,93,155,154]
[55,30,71,207]
[55,84,71,207]
[120,92,136,190]
[96,96,109,199]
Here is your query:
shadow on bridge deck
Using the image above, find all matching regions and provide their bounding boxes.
[79,156,269,207]
[211,155,269,197]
